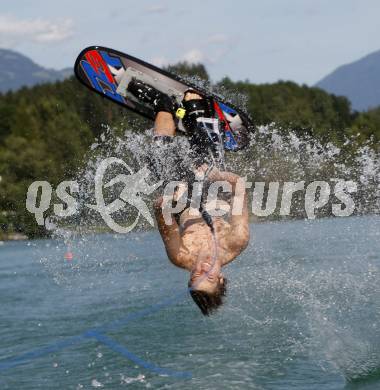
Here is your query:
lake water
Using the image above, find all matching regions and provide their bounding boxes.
[1,216,380,389]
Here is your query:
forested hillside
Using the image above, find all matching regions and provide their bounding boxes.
[0,63,379,239]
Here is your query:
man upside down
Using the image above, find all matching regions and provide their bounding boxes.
[127,80,250,315]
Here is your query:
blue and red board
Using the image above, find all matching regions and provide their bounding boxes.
[75,46,252,151]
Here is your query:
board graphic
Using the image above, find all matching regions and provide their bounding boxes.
[74,46,253,151]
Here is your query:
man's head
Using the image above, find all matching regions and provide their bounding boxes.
[189,278,227,316]
[188,259,227,315]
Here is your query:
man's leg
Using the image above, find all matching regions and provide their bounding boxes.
[153,92,202,136]
[154,111,176,137]
[150,110,183,182]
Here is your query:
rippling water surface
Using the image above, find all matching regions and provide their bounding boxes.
[0,216,380,389]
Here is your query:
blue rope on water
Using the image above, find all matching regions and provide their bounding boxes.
[0,164,221,380]
[0,289,192,378]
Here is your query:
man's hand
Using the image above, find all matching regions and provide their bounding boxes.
[195,164,240,184]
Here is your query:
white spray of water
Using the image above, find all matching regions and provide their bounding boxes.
[38,84,380,383]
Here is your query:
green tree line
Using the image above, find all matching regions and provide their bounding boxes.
[0,63,379,239]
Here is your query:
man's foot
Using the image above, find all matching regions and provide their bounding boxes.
[182,93,215,129]
[184,90,203,101]
[127,78,176,115]
[181,93,225,168]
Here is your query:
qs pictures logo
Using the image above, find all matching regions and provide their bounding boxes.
[26,158,162,233]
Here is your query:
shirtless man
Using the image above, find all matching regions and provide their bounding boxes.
[127,81,250,315]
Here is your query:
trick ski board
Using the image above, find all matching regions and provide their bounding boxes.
[74,46,253,151]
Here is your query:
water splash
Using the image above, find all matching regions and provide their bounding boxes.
[37,84,380,385]
[227,124,380,217]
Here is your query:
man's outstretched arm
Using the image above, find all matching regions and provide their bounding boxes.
[154,197,184,268]
[207,169,250,265]
[226,173,249,263]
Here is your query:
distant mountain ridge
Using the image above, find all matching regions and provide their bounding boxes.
[315,50,380,112]
[0,48,71,93]
[2,48,380,112]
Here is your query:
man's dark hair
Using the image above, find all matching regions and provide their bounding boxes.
[189,278,227,316]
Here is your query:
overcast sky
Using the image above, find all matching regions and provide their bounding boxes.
[1,0,379,85]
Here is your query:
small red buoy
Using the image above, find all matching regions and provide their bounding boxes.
[64,251,73,261]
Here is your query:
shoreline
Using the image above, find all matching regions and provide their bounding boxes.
[0,232,29,243]
[1,213,378,243]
